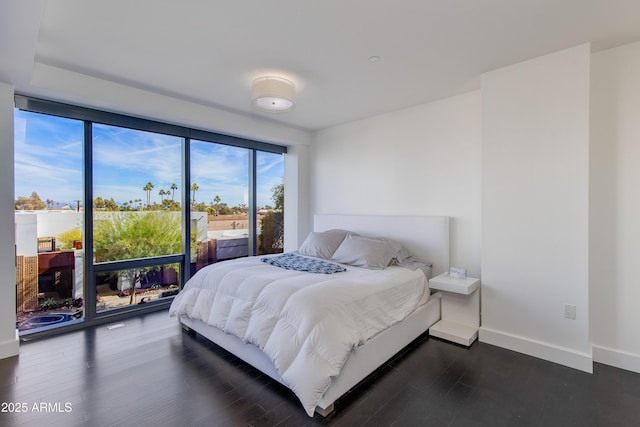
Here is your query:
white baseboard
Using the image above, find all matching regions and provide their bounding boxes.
[592,345,640,374]
[479,326,593,373]
[0,332,19,359]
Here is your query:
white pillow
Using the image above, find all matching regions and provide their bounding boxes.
[297,229,351,259]
[330,234,401,269]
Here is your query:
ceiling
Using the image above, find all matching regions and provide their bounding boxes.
[2,0,640,132]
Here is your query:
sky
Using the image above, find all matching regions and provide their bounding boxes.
[14,110,284,209]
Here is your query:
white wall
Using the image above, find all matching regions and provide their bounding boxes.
[15,213,38,257]
[311,91,482,277]
[310,41,640,375]
[0,82,19,358]
[283,143,312,251]
[480,44,592,372]
[590,41,640,372]
[36,211,83,243]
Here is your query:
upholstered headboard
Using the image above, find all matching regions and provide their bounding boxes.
[313,214,450,276]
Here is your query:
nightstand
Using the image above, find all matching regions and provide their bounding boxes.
[429,273,480,346]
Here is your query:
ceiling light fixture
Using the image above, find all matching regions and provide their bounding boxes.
[251,76,296,113]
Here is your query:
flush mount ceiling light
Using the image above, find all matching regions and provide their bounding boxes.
[251,76,295,113]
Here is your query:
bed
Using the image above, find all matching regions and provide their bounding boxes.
[170,214,449,416]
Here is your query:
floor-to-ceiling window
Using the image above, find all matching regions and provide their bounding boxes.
[14,110,85,332]
[13,96,286,337]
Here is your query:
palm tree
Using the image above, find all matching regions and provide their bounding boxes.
[159,189,166,202]
[190,183,199,204]
[170,183,178,200]
[143,182,154,206]
[212,194,221,215]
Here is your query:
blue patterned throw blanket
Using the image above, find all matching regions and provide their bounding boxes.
[261,253,346,274]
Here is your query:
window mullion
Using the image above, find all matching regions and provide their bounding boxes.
[248,150,257,256]
[84,121,97,321]
[182,137,191,285]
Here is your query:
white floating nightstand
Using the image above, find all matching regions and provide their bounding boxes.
[429,273,480,347]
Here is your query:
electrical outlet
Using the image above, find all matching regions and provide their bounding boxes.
[564,304,576,320]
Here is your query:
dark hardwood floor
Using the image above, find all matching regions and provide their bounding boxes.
[1,310,638,427]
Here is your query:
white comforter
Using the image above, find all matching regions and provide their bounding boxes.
[169,255,429,416]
